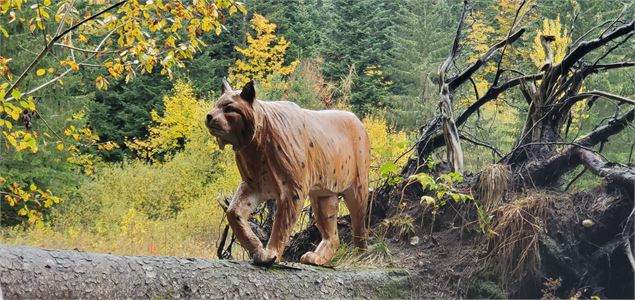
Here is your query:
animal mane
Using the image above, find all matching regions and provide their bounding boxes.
[252,100,310,195]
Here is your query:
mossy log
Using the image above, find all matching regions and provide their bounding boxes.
[0,244,414,299]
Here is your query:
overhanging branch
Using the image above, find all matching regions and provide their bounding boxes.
[558,19,634,77]
[5,0,127,98]
[565,90,635,107]
[576,148,635,198]
[517,108,634,187]
[414,73,542,160]
[447,28,526,91]
[577,108,635,146]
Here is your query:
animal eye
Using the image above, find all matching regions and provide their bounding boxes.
[223,105,235,113]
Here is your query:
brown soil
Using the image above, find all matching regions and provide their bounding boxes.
[387,227,483,299]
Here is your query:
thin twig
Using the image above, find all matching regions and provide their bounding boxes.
[5,23,126,102]
[459,133,503,158]
[53,43,125,54]
[5,0,127,98]
[564,168,586,191]
[492,0,527,86]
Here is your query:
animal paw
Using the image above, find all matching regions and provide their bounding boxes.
[300,251,328,266]
[252,248,277,266]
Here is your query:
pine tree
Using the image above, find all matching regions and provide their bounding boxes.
[388,0,456,97]
[319,0,397,115]
[284,0,320,59]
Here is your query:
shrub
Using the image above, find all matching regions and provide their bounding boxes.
[363,114,411,187]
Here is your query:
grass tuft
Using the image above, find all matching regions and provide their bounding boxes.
[331,240,394,268]
[486,192,550,286]
[476,164,511,214]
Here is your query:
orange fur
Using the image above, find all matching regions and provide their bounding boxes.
[206,81,370,265]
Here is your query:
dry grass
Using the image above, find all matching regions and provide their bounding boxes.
[487,192,551,286]
[476,164,511,214]
[378,215,415,240]
[331,240,394,268]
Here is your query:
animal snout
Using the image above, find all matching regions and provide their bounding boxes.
[206,113,218,128]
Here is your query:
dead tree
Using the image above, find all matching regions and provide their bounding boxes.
[376,4,634,197]
[0,244,415,299]
[370,1,634,297]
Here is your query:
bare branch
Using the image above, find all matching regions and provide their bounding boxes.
[456,73,542,126]
[447,28,526,91]
[439,0,468,78]
[53,43,124,54]
[591,33,634,67]
[588,61,635,72]
[558,19,634,77]
[575,148,635,195]
[576,108,635,147]
[570,21,612,52]
[566,90,635,107]
[460,133,503,158]
[492,0,527,86]
[4,69,73,102]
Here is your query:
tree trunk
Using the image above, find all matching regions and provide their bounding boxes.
[0,244,414,299]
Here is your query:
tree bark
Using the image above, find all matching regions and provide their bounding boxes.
[0,244,414,299]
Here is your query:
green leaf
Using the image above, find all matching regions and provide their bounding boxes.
[0,25,8,38]
[420,196,436,206]
[379,161,398,177]
[11,89,21,100]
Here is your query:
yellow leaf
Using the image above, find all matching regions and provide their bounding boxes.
[57,143,64,151]
[8,107,20,120]
[30,183,36,191]
[36,69,46,76]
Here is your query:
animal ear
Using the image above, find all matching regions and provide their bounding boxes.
[222,78,232,94]
[240,80,256,104]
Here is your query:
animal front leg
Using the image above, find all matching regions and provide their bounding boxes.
[226,183,264,258]
[259,195,304,264]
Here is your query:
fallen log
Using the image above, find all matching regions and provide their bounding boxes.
[0,244,414,299]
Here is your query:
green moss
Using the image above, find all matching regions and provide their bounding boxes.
[466,280,507,299]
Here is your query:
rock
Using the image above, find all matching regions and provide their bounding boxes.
[582,219,594,228]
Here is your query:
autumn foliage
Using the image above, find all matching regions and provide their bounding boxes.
[228,14,298,88]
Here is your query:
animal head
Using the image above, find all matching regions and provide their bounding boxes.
[206,79,257,150]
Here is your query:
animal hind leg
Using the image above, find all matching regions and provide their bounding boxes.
[343,186,368,250]
[300,194,340,265]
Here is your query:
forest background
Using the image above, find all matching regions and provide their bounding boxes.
[0,0,633,259]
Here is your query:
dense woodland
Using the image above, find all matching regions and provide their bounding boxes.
[0,0,634,298]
